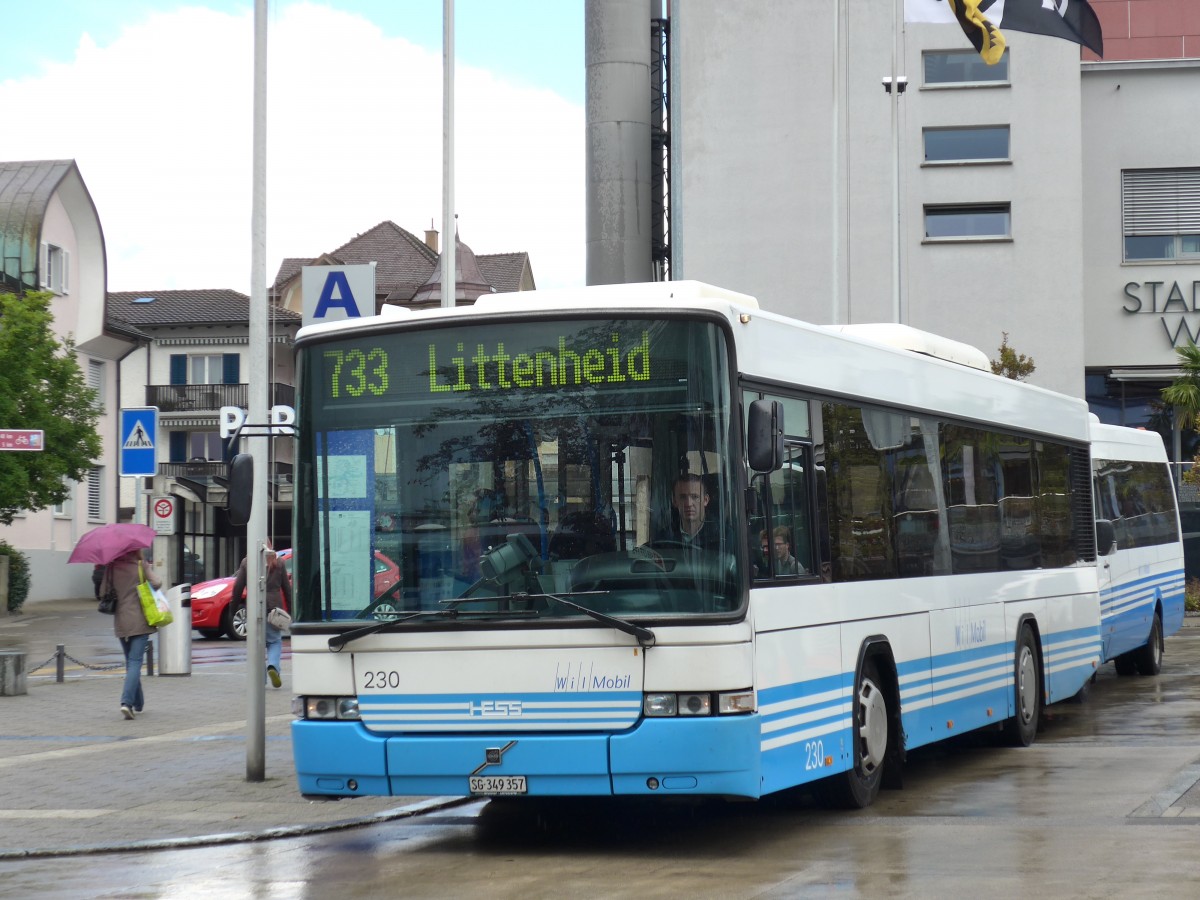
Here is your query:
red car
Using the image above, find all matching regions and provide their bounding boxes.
[189,548,401,640]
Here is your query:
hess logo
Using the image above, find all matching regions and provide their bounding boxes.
[470,700,523,717]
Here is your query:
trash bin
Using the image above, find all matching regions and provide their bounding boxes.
[158,584,192,676]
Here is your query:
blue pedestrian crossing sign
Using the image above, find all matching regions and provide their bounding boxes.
[119,407,158,477]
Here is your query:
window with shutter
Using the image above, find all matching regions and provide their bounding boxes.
[1122,168,1200,261]
[87,467,103,521]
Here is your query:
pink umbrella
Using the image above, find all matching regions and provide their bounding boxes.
[68,523,156,565]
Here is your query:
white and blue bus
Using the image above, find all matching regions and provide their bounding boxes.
[1090,420,1186,676]
[288,281,1103,807]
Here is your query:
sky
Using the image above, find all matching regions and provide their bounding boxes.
[0,1,585,294]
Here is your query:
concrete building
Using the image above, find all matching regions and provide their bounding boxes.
[586,0,1200,463]
[107,289,302,587]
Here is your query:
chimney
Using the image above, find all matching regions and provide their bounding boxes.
[424,219,439,253]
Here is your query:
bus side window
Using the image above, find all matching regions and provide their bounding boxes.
[764,442,815,580]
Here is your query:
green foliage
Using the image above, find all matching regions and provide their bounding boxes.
[1187,578,1200,614]
[990,332,1036,381]
[1162,342,1200,430]
[1163,343,1200,486]
[0,540,31,612]
[0,291,102,524]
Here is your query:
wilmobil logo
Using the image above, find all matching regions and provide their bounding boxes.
[553,660,634,692]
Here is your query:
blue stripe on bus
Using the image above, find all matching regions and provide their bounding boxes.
[757,623,1102,791]
[1100,567,1185,660]
[1100,569,1184,617]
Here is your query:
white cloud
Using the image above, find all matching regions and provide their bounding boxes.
[0,3,584,293]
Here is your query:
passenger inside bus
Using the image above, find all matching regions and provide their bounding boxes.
[768,525,806,575]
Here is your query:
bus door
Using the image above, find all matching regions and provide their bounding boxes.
[1094,463,1139,660]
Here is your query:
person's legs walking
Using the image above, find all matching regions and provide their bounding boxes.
[266,623,282,687]
[119,633,149,717]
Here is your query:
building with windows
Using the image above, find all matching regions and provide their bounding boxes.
[108,289,302,586]
[588,0,1200,465]
[0,160,138,601]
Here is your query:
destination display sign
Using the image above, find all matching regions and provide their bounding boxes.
[315,320,689,409]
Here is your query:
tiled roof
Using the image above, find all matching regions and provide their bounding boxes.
[108,289,301,327]
[271,221,437,299]
[478,253,532,294]
[270,222,535,303]
[104,316,152,341]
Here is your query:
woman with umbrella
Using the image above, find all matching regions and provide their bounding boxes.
[72,524,161,720]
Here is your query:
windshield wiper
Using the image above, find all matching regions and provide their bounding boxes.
[327,608,457,651]
[327,594,544,651]
[327,591,655,652]
[512,591,656,649]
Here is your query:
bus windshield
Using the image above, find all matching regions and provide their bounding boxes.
[293,316,741,625]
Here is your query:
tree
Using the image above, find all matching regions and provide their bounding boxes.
[990,332,1036,381]
[0,291,102,524]
[1161,341,1200,430]
[1161,341,1200,486]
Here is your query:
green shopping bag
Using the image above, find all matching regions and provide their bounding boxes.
[137,561,174,627]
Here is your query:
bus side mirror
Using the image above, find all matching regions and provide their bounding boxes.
[748,400,784,473]
[1095,519,1116,557]
[227,454,254,526]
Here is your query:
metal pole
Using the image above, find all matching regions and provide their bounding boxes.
[831,0,848,325]
[246,0,269,782]
[441,0,456,308]
[890,0,904,325]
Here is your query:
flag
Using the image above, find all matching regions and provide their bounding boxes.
[905,0,1104,64]
[1000,0,1103,57]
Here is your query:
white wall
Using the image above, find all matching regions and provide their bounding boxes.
[672,3,1088,397]
[1081,61,1200,370]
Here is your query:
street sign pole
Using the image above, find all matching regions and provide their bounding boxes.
[246,0,269,783]
[119,407,159,527]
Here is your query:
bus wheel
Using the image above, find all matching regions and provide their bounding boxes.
[818,658,887,809]
[1113,654,1137,676]
[1006,626,1041,747]
[1132,613,1163,677]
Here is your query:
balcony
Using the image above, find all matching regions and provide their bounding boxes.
[159,460,294,502]
[146,383,295,413]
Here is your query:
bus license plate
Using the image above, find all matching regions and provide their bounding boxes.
[469,775,527,796]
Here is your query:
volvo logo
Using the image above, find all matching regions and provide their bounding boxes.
[472,741,517,776]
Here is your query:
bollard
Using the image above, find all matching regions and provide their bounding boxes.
[158,585,192,676]
[0,650,27,696]
[145,641,154,677]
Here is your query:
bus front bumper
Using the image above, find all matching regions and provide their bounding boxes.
[292,714,762,799]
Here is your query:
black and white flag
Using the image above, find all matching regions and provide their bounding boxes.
[906,0,1104,64]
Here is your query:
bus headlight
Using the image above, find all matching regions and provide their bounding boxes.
[294,696,361,720]
[643,693,677,717]
[642,691,754,717]
[718,691,755,714]
[677,693,712,716]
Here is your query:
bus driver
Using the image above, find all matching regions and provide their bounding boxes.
[653,473,724,551]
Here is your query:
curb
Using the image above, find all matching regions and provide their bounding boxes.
[0,795,470,860]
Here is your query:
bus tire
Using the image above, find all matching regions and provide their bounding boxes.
[1132,612,1163,677]
[1068,671,1095,704]
[1006,626,1041,747]
[1113,654,1137,676]
[818,657,887,809]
